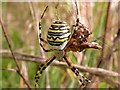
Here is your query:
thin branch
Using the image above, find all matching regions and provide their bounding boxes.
[1,50,120,87]
[28,0,37,32]
[1,50,119,78]
[1,68,17,72]
[97,2,111,68]
[0,20,20,72]
[0,19,32,89]
[1,50,44,61]
[74,0,81,21]
[118,2,120,90]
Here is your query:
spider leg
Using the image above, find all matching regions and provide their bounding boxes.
[38,22,48,44]
[38,6,48,45]
[39,43,53,52]
[63,55,91,88]
[39,21,56,52]
[35,55,56,88]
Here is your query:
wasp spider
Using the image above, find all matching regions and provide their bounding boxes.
[35,5,102,88]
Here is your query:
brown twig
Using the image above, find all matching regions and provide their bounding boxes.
[118,2,120,90]
[1,50,120,87]
[1,68,17,72]
[0,19,31,89]
[2,50,119,78]
[74,0,81,20]
[97,2,111,68]
[118,18,120,90]
[28,1,38,32]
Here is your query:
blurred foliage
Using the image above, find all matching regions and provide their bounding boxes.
[2,1,118,88]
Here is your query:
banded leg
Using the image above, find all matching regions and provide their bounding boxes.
[38,22,48,44]
[35,55,56,88]
[39,19,52,52]
[38,6,53,52]
[39,43,54,52]
[63,55,91,88]
[38,6,48,44]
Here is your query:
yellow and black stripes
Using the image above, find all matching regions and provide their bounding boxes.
[35,55,56,88]
[63,55,91,87]
[47,20,71,48]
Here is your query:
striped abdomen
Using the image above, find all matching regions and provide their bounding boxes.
[47,20,71,50]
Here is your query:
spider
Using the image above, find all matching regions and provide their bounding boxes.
[35,2,102,88]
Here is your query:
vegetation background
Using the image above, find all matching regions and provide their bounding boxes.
[1,1,119,88]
